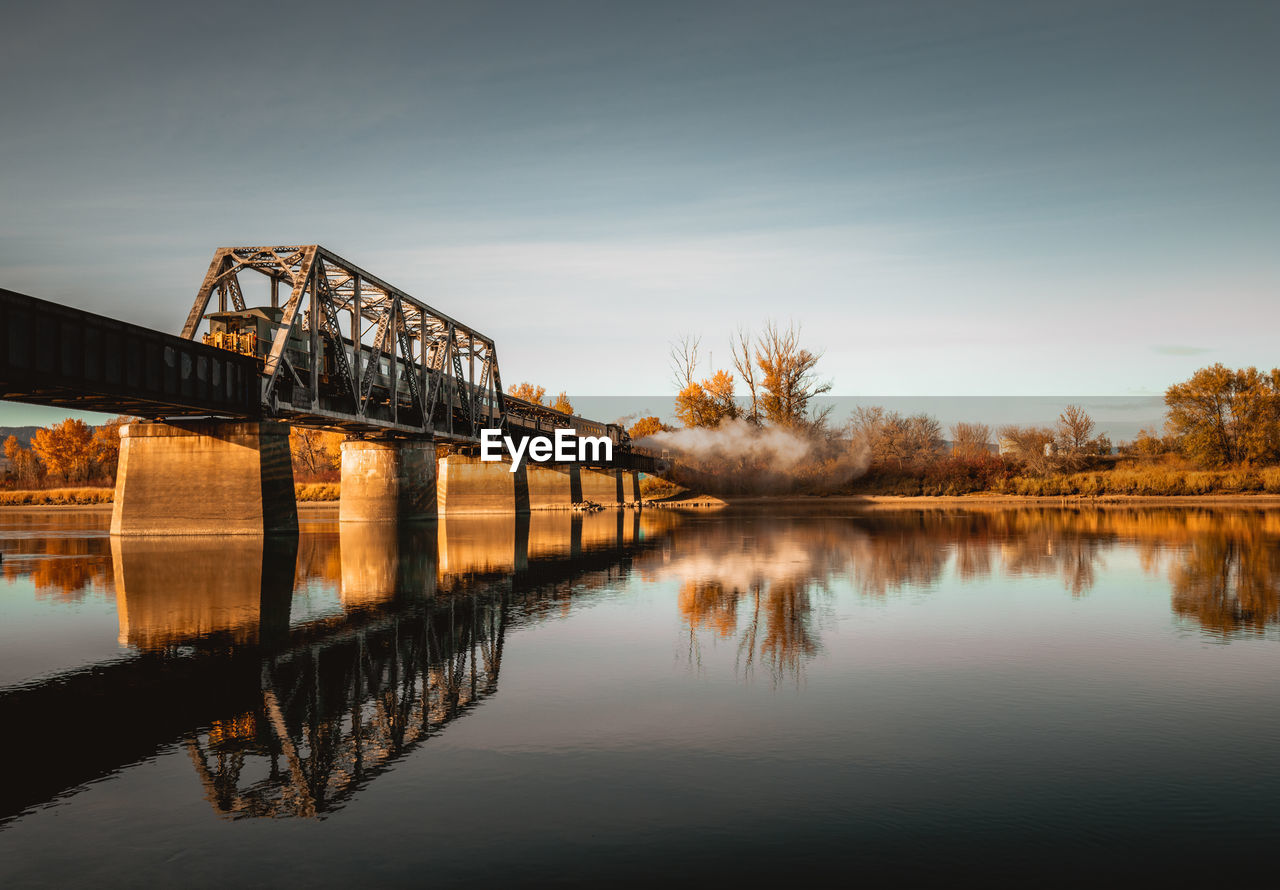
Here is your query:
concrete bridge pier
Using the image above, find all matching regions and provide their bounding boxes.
[576,468,642,507]
[526,464,581,509]
[580,467,626,506]
[111,420,298,536]
[622,470,641,505]
[339,438,437,522]
[437,451,530,515]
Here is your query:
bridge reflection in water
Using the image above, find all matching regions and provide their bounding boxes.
[0,509,678,824]
[4,505,1280,826]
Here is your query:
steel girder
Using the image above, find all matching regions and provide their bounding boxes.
[182,245,507,441]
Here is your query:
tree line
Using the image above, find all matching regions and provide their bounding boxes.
[625,321,1280,489]
[2,347,1275,494]
[3,418,126,488]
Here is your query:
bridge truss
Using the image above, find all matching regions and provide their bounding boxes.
[1,245,647,463]
[183,245,508,442]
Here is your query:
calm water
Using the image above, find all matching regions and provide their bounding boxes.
[1,503,1279,886]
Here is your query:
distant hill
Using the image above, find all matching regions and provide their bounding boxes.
[0,426,41,471]
[0,426,41,449]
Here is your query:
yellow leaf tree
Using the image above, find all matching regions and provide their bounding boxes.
[31,419,96,484]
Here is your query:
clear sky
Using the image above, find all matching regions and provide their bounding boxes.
[2,0,1277,419]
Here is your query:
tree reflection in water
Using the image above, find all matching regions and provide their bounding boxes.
[659,520,846,683]
[661,506,1280,681]
[1169,520,1280,634]
[0,510,113,601]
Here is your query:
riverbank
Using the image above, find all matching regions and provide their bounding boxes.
[0,483,342,506]
[720,493,1280,507]
[849,464,1280,498]
[7,486,1280,510]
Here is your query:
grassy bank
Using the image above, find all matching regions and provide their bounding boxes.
[995,467,1280,497]
[296,482,340,501]
[0,483,343,505]
[850,462,1280,498]
[0,487,114,505]
[11,469,1278,507]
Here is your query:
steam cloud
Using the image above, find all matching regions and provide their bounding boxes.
[641,418,812,466]
[637,418,867,495]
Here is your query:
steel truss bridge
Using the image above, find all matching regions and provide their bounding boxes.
[0,245,652,464]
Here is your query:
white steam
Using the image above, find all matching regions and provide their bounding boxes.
[639,418,813,467]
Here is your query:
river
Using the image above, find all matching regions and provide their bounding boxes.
[1,503,1278,886]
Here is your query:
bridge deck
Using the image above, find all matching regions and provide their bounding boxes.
[1,287,261,419]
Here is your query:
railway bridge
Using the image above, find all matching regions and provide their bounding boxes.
[0,245,658,534]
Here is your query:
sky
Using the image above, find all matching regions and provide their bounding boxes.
[1,0,1277,428]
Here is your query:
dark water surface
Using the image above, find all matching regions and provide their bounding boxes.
[2,503,1279,887]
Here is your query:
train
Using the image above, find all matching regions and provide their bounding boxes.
[202,306,630,450]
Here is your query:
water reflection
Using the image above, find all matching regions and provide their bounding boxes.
[3,504,1280,827]
[659,506,1280,683]
[1,514,112,601]
[187,591,504,818]
[658,524,841,682]
[0,508,676,824]
[112,536,297,649]
[338,522,437,608]
[1169,525,1280,634]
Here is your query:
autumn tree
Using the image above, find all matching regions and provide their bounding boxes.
[92,417,129,481]
[507,382,547,405]
[1165,364,1280,466]
[290,428,343,480]
[32,419,95,484]
[550,391,574,414]
[4,435,43,488]
[949,422,992,459]
[628,416,672,440]
[754,321,831,431]
[702,370,738,422]
[1125,427,1173,461]
[675,370,740,428]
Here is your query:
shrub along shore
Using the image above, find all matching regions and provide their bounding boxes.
[850,463,1280,498]
[8,473,1280,507]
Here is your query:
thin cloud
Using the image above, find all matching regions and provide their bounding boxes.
[1152,345,1213,356]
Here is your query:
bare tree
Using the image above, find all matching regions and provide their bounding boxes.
[950,422,992,459]
[730,326,761,425]
[998,424,1059,475]
[1056,405,1095,454]
[670,334,702,393]
[849,408,944,468]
